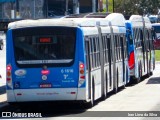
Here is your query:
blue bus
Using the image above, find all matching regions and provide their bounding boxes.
[6,13,129,107]
[128,15,155,83]
[65,12,130,85]
[152,23,160,49]
[125,20,135,83]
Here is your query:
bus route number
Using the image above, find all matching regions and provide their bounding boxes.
[61,69,74,74]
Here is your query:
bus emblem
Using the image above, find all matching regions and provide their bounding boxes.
[15,69,26,76]
[42,75,47,80]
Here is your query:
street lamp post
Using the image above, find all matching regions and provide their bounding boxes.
[113,0,114,12]
[16,0,20,18]
[106,0,108,12]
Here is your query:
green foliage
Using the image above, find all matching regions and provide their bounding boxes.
[113,0,160,15]
[155,50,160,61]
[108,0,113,13]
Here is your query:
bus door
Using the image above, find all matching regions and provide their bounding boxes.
[109,22,116,92]
[120,35,125,83]
[85,39,91,99]
[146,30,151,74]
[97,26,105,97]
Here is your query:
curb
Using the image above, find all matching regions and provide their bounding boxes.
[156,61,160,64]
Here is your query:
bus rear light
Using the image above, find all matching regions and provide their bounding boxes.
[7,71,11,76]
[7,65,12,71]
[7,78,11,81]
[78,62,85,87]
[80,76,85,79]
[80,70,84,74]
[6,64,13,88]
[128,51,135,70]
[80,63,84,69]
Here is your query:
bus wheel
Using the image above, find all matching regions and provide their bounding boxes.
[101,73,108,100]
[146,61,151,78]
[0,44,3,50]
[135,65,141,84]
[87,79,95,108]
[113,70,118,94]
[150,72,153,76]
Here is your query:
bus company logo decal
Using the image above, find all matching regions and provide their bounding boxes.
[42,75,47,80]
[15,69,26,76]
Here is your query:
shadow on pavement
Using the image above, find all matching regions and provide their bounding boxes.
[147,77,160,84]
[0,101,88,117]
[0,85,6,95]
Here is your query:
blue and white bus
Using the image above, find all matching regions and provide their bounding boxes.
[125,20,135,83]
[128,15,155,83]
[6,13,129,107]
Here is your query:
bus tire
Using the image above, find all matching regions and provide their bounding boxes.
[113,70,118,94]
[150,72,153,76]
[135,63,141,84]
[126,66,129,85]
[101,72,108,100]
[122,66,127,89]
[146,60,151,78]
[87,78,95,108]
[0,44,3,50]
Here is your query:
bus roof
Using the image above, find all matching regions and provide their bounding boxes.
[129,15,143,26]
[8,13,126,29]
[129,15,143,22]
[64,12,111,18]
[8,18,109,29]
[105,13,126,27]
[65,13,126,27]
[64,18,109,26]
[8,19,78,29]
[143,17,152,28]
[152,23,160,26]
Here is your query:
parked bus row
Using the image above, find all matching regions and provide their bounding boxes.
[6,13,155,108]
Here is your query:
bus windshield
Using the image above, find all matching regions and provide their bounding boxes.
[13,27,76,67]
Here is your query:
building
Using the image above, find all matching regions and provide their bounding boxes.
[0,0,106,31]
[0,0,106,19]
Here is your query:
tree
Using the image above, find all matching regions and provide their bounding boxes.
[113,0,160,15]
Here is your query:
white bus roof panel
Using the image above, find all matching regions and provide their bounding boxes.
[82,27,98,36]
[105,13,126,27]
[144,17,152,28]
[8,18,109,29]
[101,27,111,34]
[129,15,143,27]
[8,19,79,29]
[65,18,109,26]
[152,23,160,26]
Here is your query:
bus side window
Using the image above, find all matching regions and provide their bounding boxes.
[105,35,109,63]
[115,35,118,61]
[107,35,111,64]
[85,37,89,71]
[92,37,96,68]
[96,37,100,67]
[89,37,93,69]
[102,35,106,64]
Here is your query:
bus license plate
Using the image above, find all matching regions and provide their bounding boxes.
[40,83,52,88]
